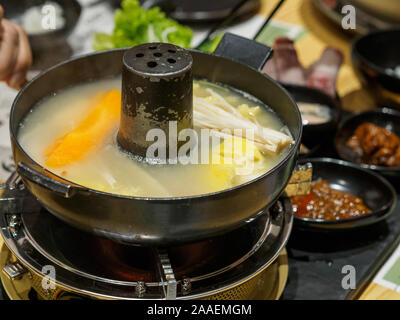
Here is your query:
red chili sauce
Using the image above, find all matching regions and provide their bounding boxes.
[290,179,371,220]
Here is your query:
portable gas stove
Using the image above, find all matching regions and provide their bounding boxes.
[0,172,292,300]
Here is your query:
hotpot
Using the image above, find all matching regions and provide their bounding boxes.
[10,34,302,246]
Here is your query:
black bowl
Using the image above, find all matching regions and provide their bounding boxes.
[334,108,400,177]
[293,158,396,231]
[2,0,81,52]
[283,84,342,155]
[352,29,400,109]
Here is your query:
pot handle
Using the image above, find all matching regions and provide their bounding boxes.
[213,32,273,71]
[17,162,78,198]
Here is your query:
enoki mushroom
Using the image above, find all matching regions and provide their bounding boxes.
[193,88,293,154]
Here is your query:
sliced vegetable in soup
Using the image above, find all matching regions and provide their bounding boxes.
[18,78,293,197]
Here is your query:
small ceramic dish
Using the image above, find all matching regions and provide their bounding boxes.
[351,29,400,108]
[334,107,400,178]
[292,158,396,230]
[283,84,341,157]
[2,0,81,52]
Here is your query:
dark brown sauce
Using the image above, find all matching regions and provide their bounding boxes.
[291,179,371,220]
[347,122,400,167]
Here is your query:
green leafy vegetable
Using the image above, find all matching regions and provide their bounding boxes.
[93,0,193,51]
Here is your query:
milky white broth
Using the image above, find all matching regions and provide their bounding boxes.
[18,78,291,197]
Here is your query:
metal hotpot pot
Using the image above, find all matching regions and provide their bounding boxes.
[10,34,302,246]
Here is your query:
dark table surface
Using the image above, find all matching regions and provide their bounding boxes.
[282,200,400,300]
[0,284,6,300]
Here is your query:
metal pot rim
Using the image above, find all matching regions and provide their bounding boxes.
[10,47,302,202]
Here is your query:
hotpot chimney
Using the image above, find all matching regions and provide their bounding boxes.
[118,43,193,161]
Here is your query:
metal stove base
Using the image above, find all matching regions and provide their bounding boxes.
[0,242,288,300]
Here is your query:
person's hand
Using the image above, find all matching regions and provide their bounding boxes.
[0,5,32,89]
